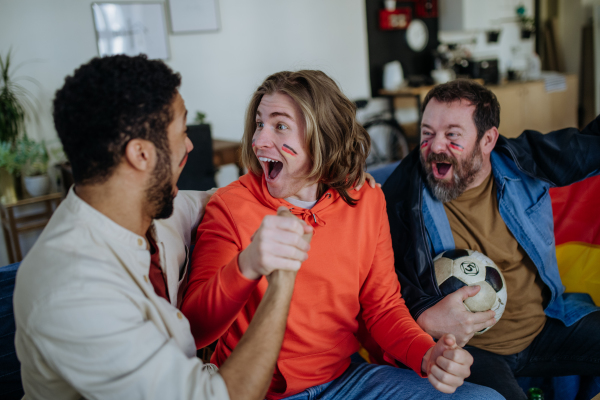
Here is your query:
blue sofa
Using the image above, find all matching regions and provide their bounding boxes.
[0,262,24,400]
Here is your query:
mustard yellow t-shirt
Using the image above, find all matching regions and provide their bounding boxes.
[443,172,547,355]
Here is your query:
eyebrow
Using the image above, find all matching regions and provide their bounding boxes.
[421,123,465,131]
[256,110,295,121]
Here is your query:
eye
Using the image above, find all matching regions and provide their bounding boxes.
[447,132,458,137]
[256,121,264,129]
[422,130,433,137]
[277,123,288,130]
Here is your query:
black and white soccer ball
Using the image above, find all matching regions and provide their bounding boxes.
[433,249,507,335]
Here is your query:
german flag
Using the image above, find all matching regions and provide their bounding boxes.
[551,175,600,305]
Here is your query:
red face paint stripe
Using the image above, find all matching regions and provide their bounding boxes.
[421,141,429,148]
[282,146,296,156]
[282,144,297,155]
[179,153,189,167]
[449,143,464,151]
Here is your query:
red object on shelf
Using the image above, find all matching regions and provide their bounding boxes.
[379,7,412,30]
[416,0,437,18]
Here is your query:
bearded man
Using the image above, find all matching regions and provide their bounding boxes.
[13,55,311,400]
[382,79,600,399]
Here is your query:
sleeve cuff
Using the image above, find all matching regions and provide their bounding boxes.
[219,255,261,302]
[383,334,435,378]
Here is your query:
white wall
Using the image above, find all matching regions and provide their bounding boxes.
[0,0,370,142]
[0,0,371,265]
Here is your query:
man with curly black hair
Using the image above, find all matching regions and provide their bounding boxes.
[13,54,312,400]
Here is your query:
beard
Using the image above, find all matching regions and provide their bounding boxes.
[146,147,175,220]
[421,142,483,203]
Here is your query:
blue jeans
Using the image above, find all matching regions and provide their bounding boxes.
[282,355,504,400]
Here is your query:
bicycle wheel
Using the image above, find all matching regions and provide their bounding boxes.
[363,119,410,167]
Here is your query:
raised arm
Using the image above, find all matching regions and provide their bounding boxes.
[220,208,312,400]
[181,194,311,348]
[499,114,600,186]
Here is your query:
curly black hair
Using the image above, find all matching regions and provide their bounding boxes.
[53,54,181,185]
[422,79,500,141]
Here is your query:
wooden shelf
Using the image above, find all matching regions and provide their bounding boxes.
[1,192,63,263]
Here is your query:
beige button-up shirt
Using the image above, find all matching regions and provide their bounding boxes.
[14,188,229,400]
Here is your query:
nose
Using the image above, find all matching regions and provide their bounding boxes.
[185,136,194,153]
[429,134,449,154]
[253,127,275,149]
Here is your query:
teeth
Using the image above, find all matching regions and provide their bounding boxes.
[259,157,279,163]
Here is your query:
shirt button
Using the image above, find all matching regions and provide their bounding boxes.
[144,275,149,283]
[177,312,183,320]
[137,238,143,246]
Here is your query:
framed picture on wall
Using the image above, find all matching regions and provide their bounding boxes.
[168,0,220,34]
[91,2,170,60]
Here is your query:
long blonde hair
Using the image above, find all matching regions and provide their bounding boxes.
[241,70,370,206]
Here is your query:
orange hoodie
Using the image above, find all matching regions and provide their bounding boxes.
[182,173,435,399]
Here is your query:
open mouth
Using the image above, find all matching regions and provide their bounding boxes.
[259,157,283,180]
[436,162,452,177]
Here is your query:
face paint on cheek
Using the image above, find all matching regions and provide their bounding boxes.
[179,153,188,168]
[251,139,256,147]
[420,140,429,149]
[449,142,464,155]
[282,144,298,156]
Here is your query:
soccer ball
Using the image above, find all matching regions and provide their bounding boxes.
[433,249,507,335]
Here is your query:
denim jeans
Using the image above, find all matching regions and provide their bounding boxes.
[465,312,600,400]
[282,354,504,400]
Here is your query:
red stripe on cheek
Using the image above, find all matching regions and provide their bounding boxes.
[449,144,464,152]
[179,153,188,167]
[282,146,296,156]
[421,141,429,149]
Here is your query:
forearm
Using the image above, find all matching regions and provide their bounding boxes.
[416,309,443,338]
[219,270,296,400]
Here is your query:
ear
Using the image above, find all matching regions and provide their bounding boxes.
[123,139,155,172]
[480,126,499,156]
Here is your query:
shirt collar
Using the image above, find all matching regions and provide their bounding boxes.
[64,186,149,251]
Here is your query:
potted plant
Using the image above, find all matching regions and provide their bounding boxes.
[516,5,535,39]
[0,141,20,203]
[0,49,40,201]
[16,136,50,197]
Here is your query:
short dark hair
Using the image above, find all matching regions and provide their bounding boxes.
[53,54,181,185]
[421,79,500,140]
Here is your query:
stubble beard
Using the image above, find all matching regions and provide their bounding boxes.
[146,147,175,220]
[421,141,483,203]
